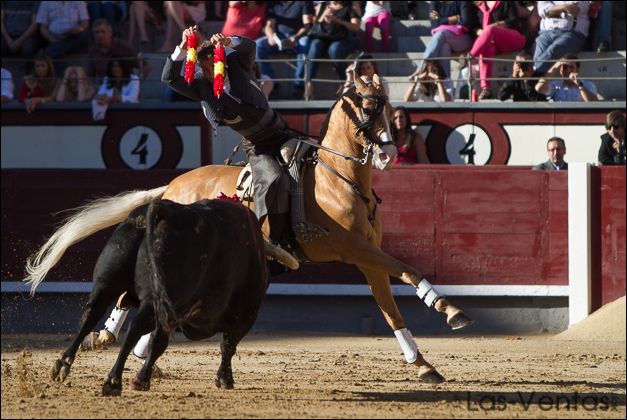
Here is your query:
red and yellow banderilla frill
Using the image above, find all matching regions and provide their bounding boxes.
[183,32,199,84]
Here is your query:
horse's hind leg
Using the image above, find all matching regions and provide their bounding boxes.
[51,284,121,382]
[358,266,445,384]
[131,327,169,391]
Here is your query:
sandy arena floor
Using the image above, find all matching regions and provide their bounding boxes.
[1,333,625,419]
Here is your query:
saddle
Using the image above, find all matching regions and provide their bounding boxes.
[234,137,328,243]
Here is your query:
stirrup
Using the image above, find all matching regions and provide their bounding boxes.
[293,221,328,242]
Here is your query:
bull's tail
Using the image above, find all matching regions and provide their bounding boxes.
[24,186,167,295]
[145,201,178,334]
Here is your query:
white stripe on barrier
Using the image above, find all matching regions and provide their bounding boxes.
[568,163,593,326]
[1,281,569,297]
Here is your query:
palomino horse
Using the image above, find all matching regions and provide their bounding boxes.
[26,74,471,383]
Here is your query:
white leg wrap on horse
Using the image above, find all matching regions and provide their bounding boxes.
[416,278,441,307]
[394,328,419,364]
[133,333,152,359]
[103,307,128,340]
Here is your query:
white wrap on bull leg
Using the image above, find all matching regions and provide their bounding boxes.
[415,277,442,308]
[133,333,152,359]
[103,307,128,340]
[394,328,419,364]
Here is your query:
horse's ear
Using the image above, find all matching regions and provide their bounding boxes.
[373,73,381,89]
[353,70,367,92]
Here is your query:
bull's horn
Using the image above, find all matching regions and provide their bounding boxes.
[264,242,299,270]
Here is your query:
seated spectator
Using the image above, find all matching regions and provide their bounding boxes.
[91,58,140,120]
[18,52,59,113]
[222,1,266,40]
[362,1,392,53]
[293,1,361,99]
[404,59,453,102]
[1,1,41,62]
[469,1,527,101]
[36,1,90,60]
[55,65,95,102]
[341,54,389,96]
[598,110,626,166]
[1,67,14,103]
[127,1,165,46]
[255,0,313,89]
[87,18,148,87]
[409,1,477,80]
[498,52,546,102]
[533,1,589,76]
[535,53,597,102]
[159,1,207,52]
[87,1,127,32]
[533,137,568,170]
[392,106,429,165]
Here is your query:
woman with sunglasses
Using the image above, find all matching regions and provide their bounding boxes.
[598,111,626,166]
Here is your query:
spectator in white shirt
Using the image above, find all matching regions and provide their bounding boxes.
[1,68,14,103]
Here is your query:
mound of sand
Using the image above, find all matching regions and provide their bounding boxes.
[555,295,626,341]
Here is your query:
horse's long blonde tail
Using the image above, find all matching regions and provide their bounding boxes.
[24,186,168,295]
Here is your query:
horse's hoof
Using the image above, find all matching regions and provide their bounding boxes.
[131,377,150,391]
[448,312,475,330]
[418,369,446,384]
[102,378,122,396]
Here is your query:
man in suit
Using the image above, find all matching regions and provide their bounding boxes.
[533,137,568,170]
[162,26,295,248]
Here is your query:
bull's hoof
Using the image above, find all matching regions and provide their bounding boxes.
[102,377,122,396]
[50,359,71,382]
[214,377,234,390]
[131,376,151,391]
[418,368,446,384]
[447,312,475,330]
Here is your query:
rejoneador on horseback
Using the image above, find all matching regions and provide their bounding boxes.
[25,27,473,386]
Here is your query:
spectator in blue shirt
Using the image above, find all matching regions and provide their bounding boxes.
[535,53,597,102]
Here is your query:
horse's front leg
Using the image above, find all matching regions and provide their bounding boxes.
[357,266,445,384]
[340,235,473,330]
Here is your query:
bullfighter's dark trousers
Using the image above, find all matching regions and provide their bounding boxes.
[245,144,290,244]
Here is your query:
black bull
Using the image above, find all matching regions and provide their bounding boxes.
[51,199,269,395]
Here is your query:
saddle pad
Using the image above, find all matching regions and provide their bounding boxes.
[235,163,254,201]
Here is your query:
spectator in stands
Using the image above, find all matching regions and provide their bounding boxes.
[91,57,140,120]
[1,1,41,62]
[589,1,611,53]
[498,51,546,102]
[293,1,361,99]
[255,1,314,95]
[409,1,477,80]
[341,54,389,95]
[55,65,95,102]
[469,1,527,101]
[404,59,453,102]
[127,1,165,47]
[36,1,90,59]
[19,52,59,113]
[392,106,430,165]
[533,137,568,170]
[87,1,127,32]
[535,53,597,102]
[598,110,626,166]
[159,1,207,52]
[87,19,148,87]
[533,1,590,76]
[1,67,14,103]
[222,2,266,40]
[363,1,392,53]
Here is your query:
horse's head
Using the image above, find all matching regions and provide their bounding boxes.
[348,72,397,171]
